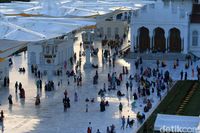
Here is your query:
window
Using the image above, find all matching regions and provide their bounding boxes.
[192,31,198,46]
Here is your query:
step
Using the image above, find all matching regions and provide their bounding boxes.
[126,52,188,60]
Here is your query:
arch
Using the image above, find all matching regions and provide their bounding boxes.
[169,28,181,52]
[192,30,198,46]
[138,27,150,52]
[116,13,123,20]
[153,27,166,52]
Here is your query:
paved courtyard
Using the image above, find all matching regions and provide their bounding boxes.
[0,39,199,133]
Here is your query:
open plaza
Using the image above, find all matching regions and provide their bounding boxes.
[0,0,200,133]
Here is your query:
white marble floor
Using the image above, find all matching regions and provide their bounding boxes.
[0,40,199,133]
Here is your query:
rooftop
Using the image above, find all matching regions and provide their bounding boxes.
[0,0,153,42]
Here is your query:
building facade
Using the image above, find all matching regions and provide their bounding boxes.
[95,10,131,40]
[130,0,200,55]
[190,3,200,55]
[28,32,74,71]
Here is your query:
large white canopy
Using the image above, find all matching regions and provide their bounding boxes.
[0,0,154,42]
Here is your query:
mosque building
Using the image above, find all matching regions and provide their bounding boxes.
[130,0,200,57]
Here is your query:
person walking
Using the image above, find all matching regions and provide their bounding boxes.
[106,126,110,133]
[180,70,183,80]
[126,81,129,91]
[126,116,130,128]
[87,127,91,133]
[74,92,78,102]
[8,94,13,105]
[96,129,101,133]
[119,102,123,114]
[185,72,187,80]
[121,116,125,130]
[63,97,67,112]
[86,104,88,112]
[130,81,133,92]
[192,68,194,78]
[64,89,68,98]
[15,81,18,93]
[87,122,92,133]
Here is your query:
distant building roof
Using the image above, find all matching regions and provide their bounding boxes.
[190,4,200,23]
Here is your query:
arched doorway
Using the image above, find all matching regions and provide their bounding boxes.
[154,28,166,52]
[169,28,181,52]
[138,27,150,52]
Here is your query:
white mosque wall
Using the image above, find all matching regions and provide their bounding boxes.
[28,42,42,65]
[96,20,128,40]
[27,35,74,70]
[132,2,190,25]
[130,1,193,53]
[54,38,74,66]
[189,24,200,52]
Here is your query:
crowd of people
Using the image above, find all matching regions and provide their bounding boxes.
[2,39,200,133]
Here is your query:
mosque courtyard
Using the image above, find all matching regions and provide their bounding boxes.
[0,36,198,133]
[1,0,200,132]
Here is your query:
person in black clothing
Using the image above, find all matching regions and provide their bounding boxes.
[15,81,18,93]
[126,81,129,91]
[19,82,22,90]
[66,97,70,108]
[3,77,6,87]
[63,97,68,112]
[0,110,4,122]
[100,100,105,112]
[117,91,125,97]
[35,94,40,106]
[185,72,187,80]
[8,94,13,105]
[180,70,183,80]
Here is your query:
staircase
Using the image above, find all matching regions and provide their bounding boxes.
[126,52,189,61]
